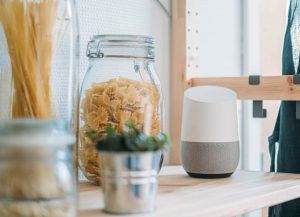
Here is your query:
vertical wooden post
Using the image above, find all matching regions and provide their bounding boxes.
[171,0,190,165]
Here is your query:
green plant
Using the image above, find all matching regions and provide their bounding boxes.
[92,122,169,152]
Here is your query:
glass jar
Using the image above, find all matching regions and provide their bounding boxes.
[79,35,164,184]
[0,120,76,217]
[0,0,79,127]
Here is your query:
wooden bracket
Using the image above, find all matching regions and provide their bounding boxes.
[249,75,267,118]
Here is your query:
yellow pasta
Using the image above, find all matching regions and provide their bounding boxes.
[0,0,59,119]
[79,77,161,184]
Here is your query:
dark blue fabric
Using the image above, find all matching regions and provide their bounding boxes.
[269,1,300,216]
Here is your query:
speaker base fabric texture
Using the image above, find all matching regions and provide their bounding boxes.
[181,141,239,178]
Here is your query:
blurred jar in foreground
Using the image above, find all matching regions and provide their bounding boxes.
[0,120,76,217]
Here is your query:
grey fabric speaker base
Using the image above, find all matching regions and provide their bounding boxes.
[181,141,240,177]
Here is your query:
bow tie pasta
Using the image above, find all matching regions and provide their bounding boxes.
[79,77,161,184]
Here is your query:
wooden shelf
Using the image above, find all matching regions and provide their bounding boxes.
[192,75,300,100]
[78,166,300,217]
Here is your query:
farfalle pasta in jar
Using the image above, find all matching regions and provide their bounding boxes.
[79,35,163,184]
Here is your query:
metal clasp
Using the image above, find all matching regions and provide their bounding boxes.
[86,40,104,58]
[249,75,267,118]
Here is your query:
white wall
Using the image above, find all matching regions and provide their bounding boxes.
[186,0,242,79]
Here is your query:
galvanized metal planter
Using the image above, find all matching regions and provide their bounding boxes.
[99,151,162,214]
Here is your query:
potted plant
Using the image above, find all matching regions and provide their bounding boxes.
[92,122,169,214]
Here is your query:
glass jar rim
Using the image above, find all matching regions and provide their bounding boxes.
[92,34,154,44]
[86,34,155,60]
[0,120,74,147]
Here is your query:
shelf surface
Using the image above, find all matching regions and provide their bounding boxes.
[78,166,300,217]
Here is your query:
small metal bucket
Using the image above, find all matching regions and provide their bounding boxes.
[99,151,161,214]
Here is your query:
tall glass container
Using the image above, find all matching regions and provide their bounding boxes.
[0,0,79,127]
[79,35,164,184]
[0,120,76,217]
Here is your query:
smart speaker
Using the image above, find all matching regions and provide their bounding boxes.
[181,86,240,178]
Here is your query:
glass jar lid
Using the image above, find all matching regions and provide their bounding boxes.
[86,34,155,60]
[0,120,74,147]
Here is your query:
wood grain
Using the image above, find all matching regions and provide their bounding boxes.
[171,0,191,165]
[78,166,300,217]
[192,75,300,100]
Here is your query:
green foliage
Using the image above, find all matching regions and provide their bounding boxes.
[85,130,98,140]
[94,122,169,152]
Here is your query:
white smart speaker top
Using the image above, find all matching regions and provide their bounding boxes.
[181,86,239,143]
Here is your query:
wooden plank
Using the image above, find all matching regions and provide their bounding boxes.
[78,166,300,217]
[171,0,191,165]
[192,75,300,100]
